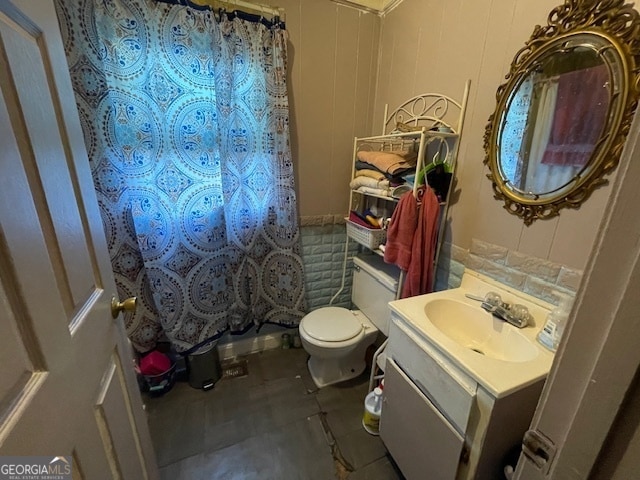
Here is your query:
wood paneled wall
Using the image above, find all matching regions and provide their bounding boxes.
[262,0,628,270]
[262,0,381,217]
[373,0,621,270]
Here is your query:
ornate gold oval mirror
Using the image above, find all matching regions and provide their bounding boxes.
[484,0,640,225]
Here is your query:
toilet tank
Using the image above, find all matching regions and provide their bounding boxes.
[352,254,400,336]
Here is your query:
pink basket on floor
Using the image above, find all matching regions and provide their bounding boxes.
[143,362,176,396]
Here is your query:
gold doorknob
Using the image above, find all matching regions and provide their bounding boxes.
[111,296,137,319]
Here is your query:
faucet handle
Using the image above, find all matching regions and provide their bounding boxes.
[484,291,502,307]
[511,304,532,326]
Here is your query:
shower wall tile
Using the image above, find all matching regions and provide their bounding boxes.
[300,218,358,310]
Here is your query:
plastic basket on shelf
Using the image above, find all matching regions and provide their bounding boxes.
[346,220,386,250]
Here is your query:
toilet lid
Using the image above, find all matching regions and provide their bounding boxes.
[303,307,363,342]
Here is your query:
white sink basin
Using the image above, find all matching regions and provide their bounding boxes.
[388,270,556,397]
[424,298,539,363]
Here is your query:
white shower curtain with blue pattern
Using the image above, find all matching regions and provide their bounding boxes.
[55,0,306,353]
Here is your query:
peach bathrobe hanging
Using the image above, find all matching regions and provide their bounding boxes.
[384,186,440,298]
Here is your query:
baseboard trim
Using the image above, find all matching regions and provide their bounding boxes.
[217,332,283,360]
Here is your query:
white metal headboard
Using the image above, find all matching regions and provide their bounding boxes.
[382,81,471,135]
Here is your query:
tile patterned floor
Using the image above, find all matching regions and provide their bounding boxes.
[146,347,405,479]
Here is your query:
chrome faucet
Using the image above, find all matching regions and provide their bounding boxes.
[481,301,531,328]
[466,291,532,328]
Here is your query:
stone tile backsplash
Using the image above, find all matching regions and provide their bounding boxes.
[300,216,358,311]
[300,220,583,310]
[436,239,583,305]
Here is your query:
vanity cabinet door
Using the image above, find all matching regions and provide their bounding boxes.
[381,359,464,480]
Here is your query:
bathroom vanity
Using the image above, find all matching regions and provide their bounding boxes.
[380,270,555,479]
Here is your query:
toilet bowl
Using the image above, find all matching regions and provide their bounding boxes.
[299,255,399,388]
[299,308,377,388]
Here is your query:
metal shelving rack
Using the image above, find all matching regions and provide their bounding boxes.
[328,82,472,391]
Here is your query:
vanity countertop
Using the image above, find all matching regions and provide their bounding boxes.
[388,270,556,398]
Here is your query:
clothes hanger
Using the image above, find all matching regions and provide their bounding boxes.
[417,151,443,186]
[416,139,453,185]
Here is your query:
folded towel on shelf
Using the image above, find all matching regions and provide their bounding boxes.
[349,176,390,191]
[355,169,387,181]
[356,186,391,197]
[355,160,377,171]
[357,150,418,176]
[354,160,410,182]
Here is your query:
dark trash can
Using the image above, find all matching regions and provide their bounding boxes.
[186,342,222,391]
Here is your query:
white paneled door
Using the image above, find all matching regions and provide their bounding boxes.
[0,1,158,478]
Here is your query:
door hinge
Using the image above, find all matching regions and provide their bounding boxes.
[522,429,556,470]
[460,443,470,464]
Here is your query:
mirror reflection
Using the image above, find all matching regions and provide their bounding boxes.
[498,43,611,196]
[485,0,640,225]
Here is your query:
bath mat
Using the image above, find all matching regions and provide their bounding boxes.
[221,359,248,379]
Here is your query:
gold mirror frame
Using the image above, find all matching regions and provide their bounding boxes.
[484,0,640,225]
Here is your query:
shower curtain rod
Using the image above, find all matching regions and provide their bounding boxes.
[159,0,284,21]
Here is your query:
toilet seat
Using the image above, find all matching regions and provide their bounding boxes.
[301,307,363,342]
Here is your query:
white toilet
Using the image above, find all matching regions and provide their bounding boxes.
[299,255,399,388]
